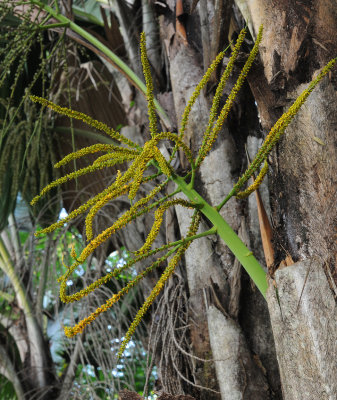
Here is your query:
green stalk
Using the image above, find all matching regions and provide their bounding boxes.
[53,126,116,144]
[216,189,236,211]
[0,237,33,317]
[36,22,69,30]
[0,237,47,387]
[30,0,171,129]
[171,174,268,298]
[166,226,217,248]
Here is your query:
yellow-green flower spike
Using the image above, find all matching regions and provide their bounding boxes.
[70,180,169,268]
[140,32,158,137]
[209,28,247,120]
[128,157,150,200]
[128,178,169,215]
[59,237,177,304]
[59,225,203,306]
[92,152,137,166]
[117,210,201,357]
[54,144,138,168]
[81,181,172,269]
[34,179,123,236]
[198,28,247,163]
[198,25,263,165]
[179,47,229,139]
[85,170,127,241]
[70,244,78,260]
[30,95,140,149]
[152,146,172,177]
[155,132,195,168]
[231,56,336,196]
[30,160,121,205]
[135,199,195,256]
[63,246,178,335]
[263,57,336,153]
[128,139,158,200]
[236,160,269,199]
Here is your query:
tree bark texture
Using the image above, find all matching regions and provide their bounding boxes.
[267,258,337,400]
[237,0,337,266]
[155,1,280,398]
[150,0,336,398]
[236,1,337,398]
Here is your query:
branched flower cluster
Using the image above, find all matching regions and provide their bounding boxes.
[30,25,336,356]
[196,26,262,165]
[30,33,202,354]
[236,160,269,199]
[231,57,336,200]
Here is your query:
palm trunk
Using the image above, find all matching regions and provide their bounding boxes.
[154,1,279,398]
[236,1,337,398]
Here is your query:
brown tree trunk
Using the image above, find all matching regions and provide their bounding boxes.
[144,1,337,399]
[150,1,280,398]
[236,1,337,398]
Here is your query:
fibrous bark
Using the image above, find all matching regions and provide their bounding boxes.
[158,1,280,398]
[237,1,337,398]
[267,258,337,400]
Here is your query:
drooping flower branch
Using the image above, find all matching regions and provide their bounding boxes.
[30,25,336,356]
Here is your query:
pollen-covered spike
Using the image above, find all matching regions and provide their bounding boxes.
[60,197,199,342]
[129,178,169,214]
[34,180,122,236]
[188,210,202,235]
[30,95,140,149]
[264,57,336,153]
[118,260,175,355]
[76,181,168,265]
[92,151,137,166]
[79,207,141,264]
[153,147,172,177]
[59,260,81,303]
[118,209,201,357]
[155,132,195,168]
[198,25,263,165]
[179,47,229,139]
[128,140,157,200]
[236,160,269,199]
[85,173,129,241]
[62,249,172,337]
[128,158,148,200]
[58,238,175,304]
[54,144,130,168]
[140,32,158,137]
[30,160,121,205]
[70,245,78,259]
[202,28,247,150]
[234,56,336,193]
[135,199,195,256]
